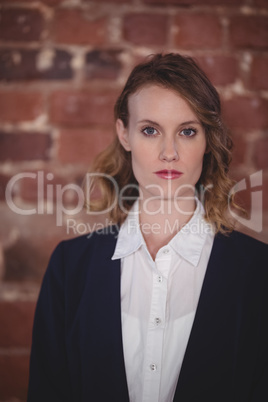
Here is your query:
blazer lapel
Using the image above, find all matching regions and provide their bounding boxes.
[67,229,129,401]
[173,233,241,401]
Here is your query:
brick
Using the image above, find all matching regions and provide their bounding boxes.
[4,235,53,282]
[173,14,222,49]
[51,9,107,45]
[57,128,114,164]
[229,170,267,216]
[123,13,169,46]
[232,171,268,223]
[92,0,130,2]
[19,169,79,205]
[263,176,268,211]
[0,353,29,400]
[0,48,73,81]
[1,0,64,4]
[85,49,122,80]
[49,90,117,127]
[144,0,244,4]
[38,0,65,4]
[40,0,65,4]
[231,132,247,166]
[253,137,268,170]
[254,0,268,7]
[196,55,238,86]
[248,56,268,90]
[1,211,72,281]
[231,175,252,213]
[0,301,36,348]
[229,16,268,50]
[0,7,45,42]
[0,174,13,201]
[222,96,268,130]
[0,91,44,122]
[0,132,51,162]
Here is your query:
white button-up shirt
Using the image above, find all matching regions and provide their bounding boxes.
[112,199,215,402]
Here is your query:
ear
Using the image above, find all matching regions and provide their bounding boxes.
[116,119,131,151]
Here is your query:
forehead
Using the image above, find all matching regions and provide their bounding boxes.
[128,84,197,120]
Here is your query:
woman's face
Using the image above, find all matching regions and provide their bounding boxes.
[116,84,207,207]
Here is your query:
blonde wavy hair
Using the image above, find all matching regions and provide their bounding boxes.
[86,53,240,233]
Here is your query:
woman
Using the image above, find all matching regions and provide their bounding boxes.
[28,53,268,402]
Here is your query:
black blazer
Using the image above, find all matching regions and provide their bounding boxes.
[27,228,268,402]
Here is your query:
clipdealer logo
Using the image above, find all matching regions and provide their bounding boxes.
[5,171,85,226]
[228,170,263,233]
[4,170,264,233]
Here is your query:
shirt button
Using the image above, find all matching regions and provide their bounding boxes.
[150,364,157,371]
[163,248,169,254]
[158,275,163,283]
[154,317,161,325]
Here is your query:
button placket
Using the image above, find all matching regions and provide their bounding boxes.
[142,261,168,401]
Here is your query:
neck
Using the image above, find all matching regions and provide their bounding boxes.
[138,196,196,260]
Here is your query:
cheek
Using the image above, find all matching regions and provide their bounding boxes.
[129,145,145,175]
[184,147,206,169]
[131,154,147,178]
[190,137,206,162]
[130,140,153,166]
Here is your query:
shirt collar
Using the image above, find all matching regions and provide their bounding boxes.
[168,201,214,266]
[112,201,144,260]
[112,198,214,266]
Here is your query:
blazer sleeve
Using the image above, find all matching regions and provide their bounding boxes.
[251,296,268,400]
[27,241,73,402]
[250,238,268,402]
[250,364,268,402]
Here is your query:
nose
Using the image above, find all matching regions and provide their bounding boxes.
[159,137,179,162]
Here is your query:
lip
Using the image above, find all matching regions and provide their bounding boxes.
[154,169,183,180]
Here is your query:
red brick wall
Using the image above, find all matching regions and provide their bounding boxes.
[0,0,268,400]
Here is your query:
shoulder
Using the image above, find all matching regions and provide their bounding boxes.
[36,226,120,317]
[54,225,119,260]
[45,225,119,281]
[216,230,268,254]
[213,230,268,277]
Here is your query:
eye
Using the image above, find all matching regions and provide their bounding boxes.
[180,128,197,137]
[142,126,158,136]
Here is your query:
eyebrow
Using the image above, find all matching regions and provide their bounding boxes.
[180,120,201,126]
[137,119,201,127]
[137,119,161,127]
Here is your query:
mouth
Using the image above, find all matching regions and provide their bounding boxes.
[154,169,183,180]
